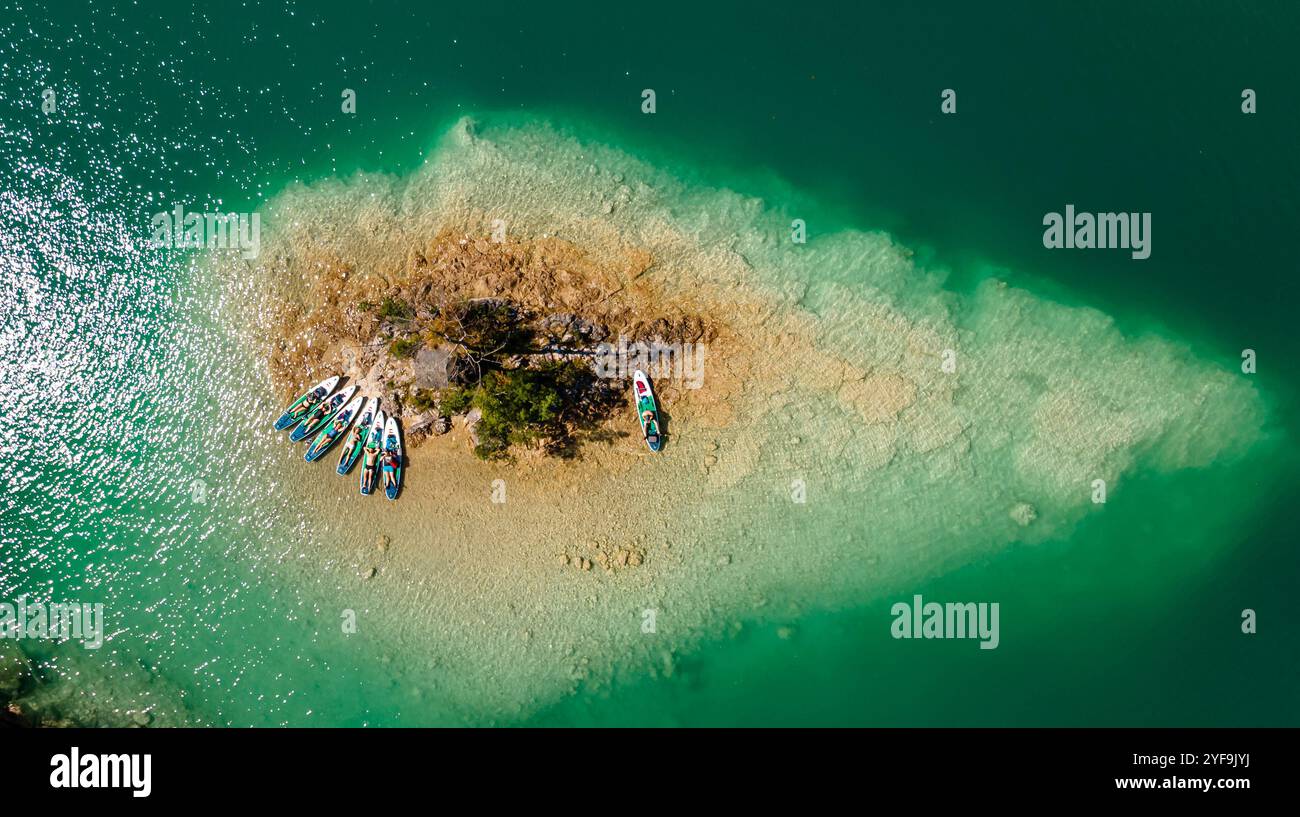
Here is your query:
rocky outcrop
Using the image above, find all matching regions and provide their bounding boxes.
[412,345,454,390]
[263,229,716,457]
[464,408,482,446]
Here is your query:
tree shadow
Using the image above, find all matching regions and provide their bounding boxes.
[545,369,625,459]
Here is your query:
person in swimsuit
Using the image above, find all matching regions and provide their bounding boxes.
[340,422,366,467]
[382,448,400,490]
[291,389,323,422]
[306,396,342,431]
[361,444,380,492]
[326,413,349,438]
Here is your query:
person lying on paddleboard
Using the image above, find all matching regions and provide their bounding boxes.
[341,424,365,460]
[361,446,380,491]
[305,400,331,424]
[291,390,323,421]
[325,414,348,439]
[381,449,399,489]
[641,410,660,447]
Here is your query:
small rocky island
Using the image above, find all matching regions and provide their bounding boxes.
[265,229,715,459]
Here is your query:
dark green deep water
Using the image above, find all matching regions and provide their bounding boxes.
[2,1,1297,725]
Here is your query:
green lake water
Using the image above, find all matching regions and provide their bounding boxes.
[1,1,1296,726]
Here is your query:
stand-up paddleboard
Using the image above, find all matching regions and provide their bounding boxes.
[337,399,379,475]
[305,394,366,462]
[290,383,357,442]
[360,409,386,496]
[633,369,663,452]
[273,375,339,431]
[382,415,403,500]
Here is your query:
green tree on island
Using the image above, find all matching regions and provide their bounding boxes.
[441,359,620,460]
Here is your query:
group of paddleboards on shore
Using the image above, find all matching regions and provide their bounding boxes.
[271,368,664,497]
[272,375,404,499]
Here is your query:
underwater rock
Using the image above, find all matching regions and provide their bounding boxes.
[0,642,30,699]
[1,703,32,728]
[1009,502,1038,527]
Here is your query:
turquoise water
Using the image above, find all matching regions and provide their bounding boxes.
[2,1,1297,726]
